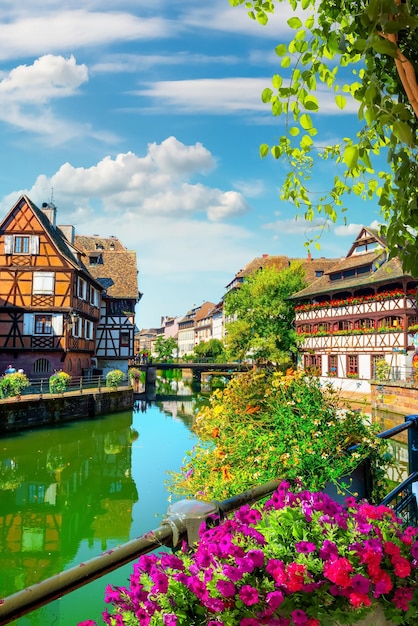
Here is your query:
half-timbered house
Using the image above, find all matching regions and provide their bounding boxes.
[74,235,140,375]
[292,227,418,391]
[0,195,102,377]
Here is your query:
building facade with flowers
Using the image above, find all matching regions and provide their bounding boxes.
[291,227,418,391]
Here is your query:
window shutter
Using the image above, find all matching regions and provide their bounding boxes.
[30,236,40,255]
[4,235,13,254]
[23,314,34,335]
[52,315,63,335]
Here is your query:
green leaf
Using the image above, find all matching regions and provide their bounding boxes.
[261,88,273,103]
[289,126,300,136]
[304,96,319,111]
[281,56,291,68]
[287,17,302,29]
[335,95,347,110]
[275,44,287,57]
[343,145,359,168]
[260,144,269,158]
[392,121,414,146]
[299,113,313,130]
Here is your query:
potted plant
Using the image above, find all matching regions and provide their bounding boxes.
[79,482,418,626]
[128,367,143,392]
[106,369,125,389]
[49,371,71,395]
[0,371,30,399]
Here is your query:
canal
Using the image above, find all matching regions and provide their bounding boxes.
[0,390,202,626]
[0,374,409,626]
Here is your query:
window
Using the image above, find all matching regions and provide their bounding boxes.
[347,355,359,377]
[304,354,322,375]
[371,354,385,379]
[328,355,338,377]
[4,235,39,255]
[84,320,93,340]
[34,315,52,334]
[33,272,54,295]
[14,236,30,253]
[90,286,100,307]
[120,331,130,347]
[33,358,51,374]
[78,277,87,300]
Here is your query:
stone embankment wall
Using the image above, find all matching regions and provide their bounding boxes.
[0,387,133,433]
[370,380,418,444]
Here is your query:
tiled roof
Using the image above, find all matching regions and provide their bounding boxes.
[226,255,340,289]
[75,235,139,299]
[291,257,413,300]
[195,301,216,322]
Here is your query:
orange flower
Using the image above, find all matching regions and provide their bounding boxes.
[221,465,232,481]
[211,426,220,438]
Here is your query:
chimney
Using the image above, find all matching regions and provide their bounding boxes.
[58,225,75,244]
[307,251,312,261]
[41,202,56,227]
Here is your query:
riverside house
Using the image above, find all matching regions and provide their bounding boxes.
[291,227,418,392]
[0,195,102,377]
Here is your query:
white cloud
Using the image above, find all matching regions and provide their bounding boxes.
[10,137,250,221]
[0,10,169,60]
[135,78,359,117]
[334,221,382,237]
[0,55,117,144]
[263,216,330,235]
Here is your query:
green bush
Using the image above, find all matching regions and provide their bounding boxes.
[0,372,30,398]
[49,371,71,394]
[106,369,125,388]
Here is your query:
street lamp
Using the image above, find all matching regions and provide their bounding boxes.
[66,310,80,330]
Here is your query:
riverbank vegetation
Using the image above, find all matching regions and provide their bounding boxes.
[167,368,395,503]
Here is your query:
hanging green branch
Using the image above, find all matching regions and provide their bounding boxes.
[229,0,418,273]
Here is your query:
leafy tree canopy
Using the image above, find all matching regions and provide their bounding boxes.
[193,338,226,362]
[154,336,178,361]
[230,0,418,274]
[224,262,306,364]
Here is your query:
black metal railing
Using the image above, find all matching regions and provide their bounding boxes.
[1,416,418,625]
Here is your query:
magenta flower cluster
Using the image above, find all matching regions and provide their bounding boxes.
[79,482,418,625]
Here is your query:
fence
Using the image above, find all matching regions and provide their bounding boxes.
[1,416,418,625]
[2,373,131,399]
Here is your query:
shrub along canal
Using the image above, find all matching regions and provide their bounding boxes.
[0,393,200,625]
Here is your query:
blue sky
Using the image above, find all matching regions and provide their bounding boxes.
[0,0,384,328]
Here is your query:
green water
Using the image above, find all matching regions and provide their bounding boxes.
[0,396,199,625]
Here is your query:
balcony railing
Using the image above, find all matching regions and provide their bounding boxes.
[1,415,418,625]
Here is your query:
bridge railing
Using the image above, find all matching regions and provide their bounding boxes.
[1,416,418,625]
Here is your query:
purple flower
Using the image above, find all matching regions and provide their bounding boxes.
[235,504,262,525]
[295,541,316,554]
[411,541,418,559]
[240,619,259,626]
[291,609,309,624]
[163,615,177,625]
[216,579,236,597]
[222,564,243,582]
[351,574,370,594]
[319,539,339,561]
[239,585,259,606]
[150,567,169,594]
[266,590,284,610]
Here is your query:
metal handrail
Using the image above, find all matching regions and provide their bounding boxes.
[1,417,418,624]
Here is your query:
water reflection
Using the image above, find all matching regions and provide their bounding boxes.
[0,412,138,598]
[0,398,200,625]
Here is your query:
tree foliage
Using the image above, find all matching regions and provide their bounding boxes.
[224,262,306,364]
[154,336,178,361]
[193,338,226,362]
[230,0,418,274]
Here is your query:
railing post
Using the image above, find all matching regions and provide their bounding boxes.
[405,415,418,475]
